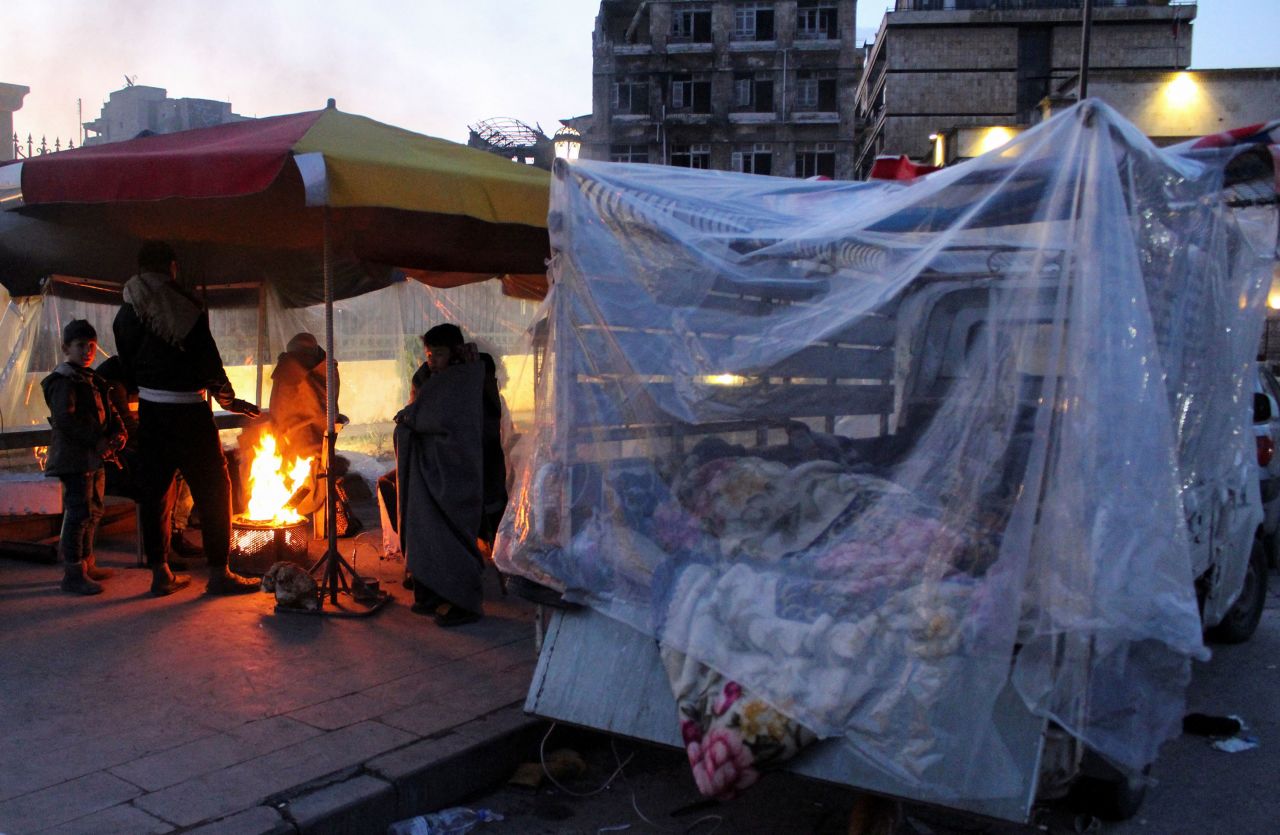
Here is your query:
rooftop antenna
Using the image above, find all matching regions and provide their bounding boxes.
[124,75,137,88]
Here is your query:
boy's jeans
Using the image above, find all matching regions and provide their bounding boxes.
[59,470,105,563]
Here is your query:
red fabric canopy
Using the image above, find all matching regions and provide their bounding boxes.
[1,108,553,300]
[20,111,324,204]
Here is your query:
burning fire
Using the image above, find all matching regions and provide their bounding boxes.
[244,433,313,525]
[33,445,48,472]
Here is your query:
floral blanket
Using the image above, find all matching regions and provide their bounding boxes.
[657,454,1003,798]
[498,446,1005,799]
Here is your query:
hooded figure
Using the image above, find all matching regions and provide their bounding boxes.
[269,332,337,465]
[395,324,488,626]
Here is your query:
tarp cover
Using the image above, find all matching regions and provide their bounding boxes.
[495,101,1278,800]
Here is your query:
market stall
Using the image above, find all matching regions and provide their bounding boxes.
[0,104,550,608]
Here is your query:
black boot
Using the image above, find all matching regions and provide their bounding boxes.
[150,564,192,596]
[84,554,115,581]
[206,565,259,595]
[61,561,103,596]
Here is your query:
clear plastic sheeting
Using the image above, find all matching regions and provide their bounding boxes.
[0,277,540,466]
[495,101,1277,800]
[0,286,120,439]
[259,278,541,450]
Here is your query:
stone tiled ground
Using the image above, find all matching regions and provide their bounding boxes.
[0,517,540,834]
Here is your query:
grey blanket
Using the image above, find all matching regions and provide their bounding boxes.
[394,362,486,613]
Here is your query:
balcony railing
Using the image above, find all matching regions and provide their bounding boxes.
[895,0,1178,10]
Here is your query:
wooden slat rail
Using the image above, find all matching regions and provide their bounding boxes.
[569,328,896,380]
[568,379,894,424]
[559,268,906,446]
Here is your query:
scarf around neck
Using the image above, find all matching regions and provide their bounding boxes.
[122,272,202,347]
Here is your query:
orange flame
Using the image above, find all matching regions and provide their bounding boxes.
[33,446,48,471]
[244,433,313,525]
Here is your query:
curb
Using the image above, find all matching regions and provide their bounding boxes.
[193,705,547,835]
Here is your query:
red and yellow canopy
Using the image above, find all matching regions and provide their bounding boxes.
[0,106,551,299]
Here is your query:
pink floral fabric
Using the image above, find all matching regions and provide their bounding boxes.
[663,646,816,800]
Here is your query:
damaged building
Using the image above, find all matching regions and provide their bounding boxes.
[583,1,861,179]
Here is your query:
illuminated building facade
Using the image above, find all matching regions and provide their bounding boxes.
[854,0,1196,177]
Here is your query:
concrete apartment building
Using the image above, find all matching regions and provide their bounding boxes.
[584,1,862,179]
[83,84,247,146]
[854,0,1196,177]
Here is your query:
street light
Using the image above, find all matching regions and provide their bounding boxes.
[553,126,582,160]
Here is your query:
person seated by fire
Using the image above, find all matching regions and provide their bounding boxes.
[41,319,128,596]
[113,240,262,597]
[236,331,359,535]
[266,332,338,515]
[393,323,507,627]
[97,355,204,566]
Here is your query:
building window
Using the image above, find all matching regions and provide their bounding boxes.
[796,70,837,111]
[732,143,773,175]
[796,1,838,41]
[610,144,649,163]
[733,2,775,42]
[795,142,836,178]
[671,143,711,169]
[733,72,775,113]
[611,76,649,115]
[671,3,713,43]
[671,73,712,112]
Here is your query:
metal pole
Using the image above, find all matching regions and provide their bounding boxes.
[255,282,266,405]
[323,207,339,601]
[1078,0,1094,101]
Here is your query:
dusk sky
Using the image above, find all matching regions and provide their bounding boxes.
[3,1,1276,149]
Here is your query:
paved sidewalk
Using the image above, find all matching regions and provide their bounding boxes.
[0,518,543,834]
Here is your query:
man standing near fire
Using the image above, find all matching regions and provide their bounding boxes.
[113,240,261,597]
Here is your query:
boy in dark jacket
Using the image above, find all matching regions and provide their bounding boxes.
[41,319,127,595]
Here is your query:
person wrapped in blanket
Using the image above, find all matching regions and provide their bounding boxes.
[394,323,506,627]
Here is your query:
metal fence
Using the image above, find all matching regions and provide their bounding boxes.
[11,133,77,159]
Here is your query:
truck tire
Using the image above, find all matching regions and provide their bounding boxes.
[1206,538,1268,644]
